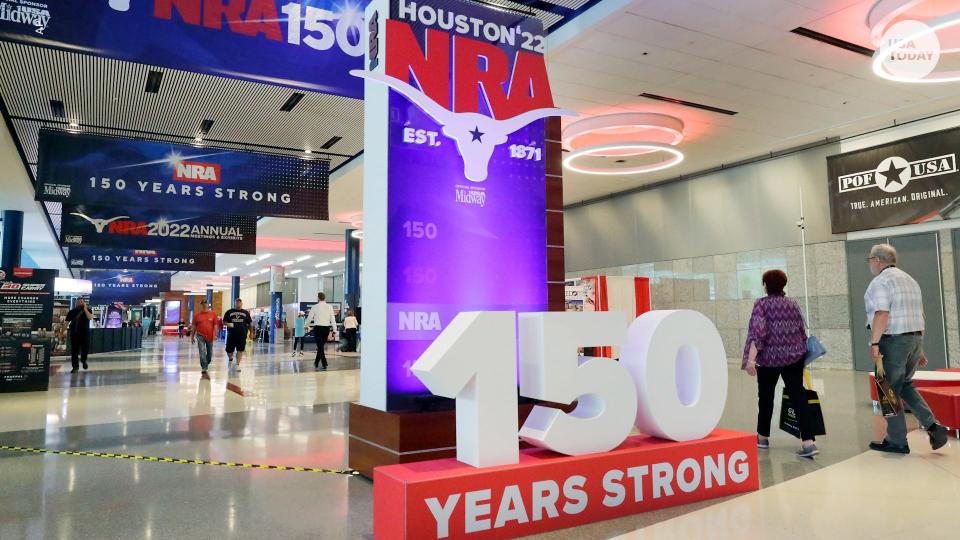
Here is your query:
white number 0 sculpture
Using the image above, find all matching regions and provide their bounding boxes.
[412,310,728,468]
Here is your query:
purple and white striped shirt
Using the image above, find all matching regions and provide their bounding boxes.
[742,295,807,368]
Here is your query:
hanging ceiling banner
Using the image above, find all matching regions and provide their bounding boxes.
[36,130,329,220]
[60,204,258,255]
[67,247,217,272]
[828,126,960,234]
[82,270,172,306]
[0,0,367,98]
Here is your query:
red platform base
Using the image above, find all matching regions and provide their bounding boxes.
[868,371,960,401]
[373,429,758,539]
[918,387,960,432]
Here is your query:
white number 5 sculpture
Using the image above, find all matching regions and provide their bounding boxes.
[412,310,727,468]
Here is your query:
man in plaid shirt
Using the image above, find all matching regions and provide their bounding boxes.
[865,243,948,454]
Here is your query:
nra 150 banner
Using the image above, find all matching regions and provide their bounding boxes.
[60,204,258,255]
[0,0,368,98]
[36,130,329,220]
[67,247,216,272]
[827,126,960,234]
[359,0,571,409]
[82,270,172,306]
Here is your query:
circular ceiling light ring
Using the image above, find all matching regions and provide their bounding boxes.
[562,113,685,152]
[868,0,960,52]
[563,143,685,176]
[871,12,960,83]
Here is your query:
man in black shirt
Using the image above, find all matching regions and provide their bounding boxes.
[223,298,252,371]
[65,298,93,373]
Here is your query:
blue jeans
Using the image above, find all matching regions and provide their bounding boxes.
[196,335,213,370]
[878,334,937,446]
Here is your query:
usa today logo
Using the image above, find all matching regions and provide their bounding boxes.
[875,20,941,82]
[838,154,958,194]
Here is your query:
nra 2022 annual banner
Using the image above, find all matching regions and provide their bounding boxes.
[827,126,960,234]
[82,270,172,306]
[0,0,367,98]
[36,130,329,220]
[67,247,216,272]
[60,204,257,255]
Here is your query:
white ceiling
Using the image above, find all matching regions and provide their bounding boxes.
[548,0,960,204]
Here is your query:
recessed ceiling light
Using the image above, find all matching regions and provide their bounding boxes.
[244,259,257,266]
[257,254,271,261]
[306,273,318,278]
[321,270,333,276]
[314,262,330,268]
[331,257,345,263]
[145,70,164,93]
[68,121,79,128]
[289,269,302,275]
[280,92,305,112]
[279,260,295,266]
[296,255,312,262]
[320,136,342,150]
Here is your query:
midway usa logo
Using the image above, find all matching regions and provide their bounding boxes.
[838,153,958,196]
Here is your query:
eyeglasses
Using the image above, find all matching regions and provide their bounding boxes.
[866,256,878,262]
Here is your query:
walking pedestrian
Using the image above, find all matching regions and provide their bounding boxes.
[292,311,306,357]
[65,298,93,373]
[743,269,820,458]
[306,292,336,370]
[191,300,221,375]
[223,298,253,372]
[178,320,185,339]
[343,309,359,352]
[864,244,949,454]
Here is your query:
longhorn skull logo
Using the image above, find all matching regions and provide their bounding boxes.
[70,212,129,233]
[351,70,576,182]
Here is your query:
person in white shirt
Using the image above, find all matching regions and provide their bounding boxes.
[865,243,948,454]
[342,309,359,352]
[306,292,337,370]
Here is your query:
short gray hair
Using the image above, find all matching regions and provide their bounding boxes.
[870,243,897,264]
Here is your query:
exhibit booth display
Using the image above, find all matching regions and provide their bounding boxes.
[343,0,759,537]
[566,276,652,358]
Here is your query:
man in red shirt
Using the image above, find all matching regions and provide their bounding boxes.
[191,300,222,375]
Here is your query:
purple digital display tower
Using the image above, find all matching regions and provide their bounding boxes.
[359,0,558,411]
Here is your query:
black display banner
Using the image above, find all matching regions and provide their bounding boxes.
[828,126,960,233]
[36,130,329,219]
[67,247,216,272]
[60,204,257,255]
[0,267,56,335]
[81,271,172,306]
[0,267,56,393]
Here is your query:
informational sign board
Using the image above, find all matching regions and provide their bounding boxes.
[0,267,56,393]
[0,267,56,335]
[828,126,960,233]
[0,0,368,98]
[67,247,216,272]
[36,130,329,220]
[61,204,257,255]
[82,270,172,306]
[359,0,568,410]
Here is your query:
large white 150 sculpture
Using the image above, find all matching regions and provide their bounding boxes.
[412,310,729,467]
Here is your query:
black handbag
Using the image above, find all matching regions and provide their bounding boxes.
[780,383,827,439]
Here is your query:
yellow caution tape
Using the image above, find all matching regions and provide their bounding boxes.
[0,444,359,476]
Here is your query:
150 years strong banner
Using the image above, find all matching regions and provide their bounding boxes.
[36,130,329,220]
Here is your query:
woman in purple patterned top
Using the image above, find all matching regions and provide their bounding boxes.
[743,269,820,458]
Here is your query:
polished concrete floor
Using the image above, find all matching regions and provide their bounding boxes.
[0,336,956,539]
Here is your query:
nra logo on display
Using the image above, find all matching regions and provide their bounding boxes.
[119,277,135,284]
[174,161,221,184]
[108,220,148,235]
[133,250,158,256]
